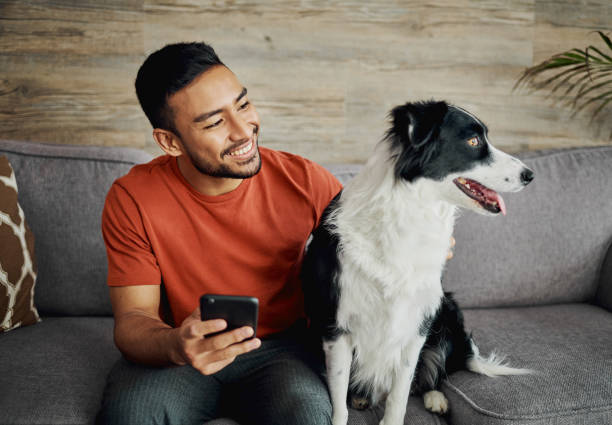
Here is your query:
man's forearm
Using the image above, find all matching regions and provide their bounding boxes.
[113,311,184,367]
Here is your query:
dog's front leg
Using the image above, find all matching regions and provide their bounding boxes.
[380,336,426,425]
[324,334,352,425]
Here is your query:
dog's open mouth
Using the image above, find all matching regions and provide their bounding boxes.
[453,177,506,215]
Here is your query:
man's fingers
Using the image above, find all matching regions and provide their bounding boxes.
[446,236,456,260]
[199,357,235,376]
[183,319,227,339]
[206,337,261,365]
[192,337,261,375]
[205,326,254,351]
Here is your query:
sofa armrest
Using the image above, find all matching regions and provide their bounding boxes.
[596,240,612,312]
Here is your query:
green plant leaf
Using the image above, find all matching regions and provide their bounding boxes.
[545,65,590,93]
[515,29,612,127]
[570,79,612,108]
[572,69,612,97]
[592,96,612,119]
[595,30,612,51]
[574,89,612,116]
[586,46,612,63]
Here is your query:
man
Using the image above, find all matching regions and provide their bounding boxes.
[97,42,342,424]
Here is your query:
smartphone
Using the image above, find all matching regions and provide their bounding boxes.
[200,294,259,338]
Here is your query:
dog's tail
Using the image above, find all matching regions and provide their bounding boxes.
[466,339,533,377]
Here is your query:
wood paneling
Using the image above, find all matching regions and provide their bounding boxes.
[0,0,146,147]
[1,0,610,162]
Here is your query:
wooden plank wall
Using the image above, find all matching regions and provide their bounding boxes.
[1,0,610,163]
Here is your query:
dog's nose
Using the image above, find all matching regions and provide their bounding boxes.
[521,168,534,185]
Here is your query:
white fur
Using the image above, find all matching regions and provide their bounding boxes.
[467,340,533,377]
[423,390,448,414]
[324,141,531,425]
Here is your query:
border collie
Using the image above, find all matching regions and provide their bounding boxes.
[301,101,534,425]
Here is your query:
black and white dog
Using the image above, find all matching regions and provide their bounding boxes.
[301,101,534,425]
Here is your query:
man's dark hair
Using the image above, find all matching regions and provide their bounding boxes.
[135,42,224,134]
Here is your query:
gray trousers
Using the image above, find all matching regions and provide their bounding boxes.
[97,325,332,425]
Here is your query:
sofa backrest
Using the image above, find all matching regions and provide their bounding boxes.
[326,146,612,308]
[0,140,153,316]
[3,139,610,316]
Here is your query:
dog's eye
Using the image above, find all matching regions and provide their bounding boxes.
[467,137,480,147]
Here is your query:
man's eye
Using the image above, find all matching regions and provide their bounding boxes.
[467,137,480,147]
[204,119,222,130]
[239,101,250,111]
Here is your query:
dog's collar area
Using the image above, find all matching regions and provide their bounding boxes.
[454,177,506,215]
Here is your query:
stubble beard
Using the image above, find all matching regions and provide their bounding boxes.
[185,129,262,179]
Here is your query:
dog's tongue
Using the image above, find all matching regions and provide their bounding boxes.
[483,187,506,216]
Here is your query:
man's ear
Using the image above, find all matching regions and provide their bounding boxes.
[153,129,183,157]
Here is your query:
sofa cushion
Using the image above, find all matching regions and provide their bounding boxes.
[0,140,153,316]
[0,316,120,424]
[0,155,40,332]
[442,303,612,425]
[596,239,612,312]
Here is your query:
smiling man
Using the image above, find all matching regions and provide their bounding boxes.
[96,42,342,425]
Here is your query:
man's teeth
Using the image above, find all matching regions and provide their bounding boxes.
[229,141,252,156]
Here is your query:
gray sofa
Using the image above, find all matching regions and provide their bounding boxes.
[0,138,610,425]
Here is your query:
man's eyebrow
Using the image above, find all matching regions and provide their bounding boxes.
[192,87,248,123]
[236,87,247,102]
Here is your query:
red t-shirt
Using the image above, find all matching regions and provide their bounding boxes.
[101,147,342,337]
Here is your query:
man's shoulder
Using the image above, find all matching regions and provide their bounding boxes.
[258,147,342,202]
[111,154,174,197]
[260,147,330,180]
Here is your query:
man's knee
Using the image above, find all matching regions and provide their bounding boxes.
[97,385,180,425]
[97,359,220,425]
[276,386,332,425]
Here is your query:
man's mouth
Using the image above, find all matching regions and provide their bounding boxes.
[225,135,258,161]
[453,177,506,215]
[228,140,254,157]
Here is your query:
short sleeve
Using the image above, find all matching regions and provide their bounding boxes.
[101,182,161,286]
[306,161,343,228]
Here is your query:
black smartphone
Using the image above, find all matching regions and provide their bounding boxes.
[200,294,259,338]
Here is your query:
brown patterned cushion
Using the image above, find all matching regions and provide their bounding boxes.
[0,155,40,331]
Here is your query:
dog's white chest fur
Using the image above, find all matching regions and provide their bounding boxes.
[329,157,456,400]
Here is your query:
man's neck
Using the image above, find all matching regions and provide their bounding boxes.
[177,156,242,196]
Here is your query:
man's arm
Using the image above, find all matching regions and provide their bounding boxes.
[110,285,261,374]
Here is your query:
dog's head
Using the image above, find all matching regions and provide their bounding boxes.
[386,100,534,216]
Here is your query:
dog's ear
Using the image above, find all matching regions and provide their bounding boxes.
[387,101,449,181]
[393,101,449,148]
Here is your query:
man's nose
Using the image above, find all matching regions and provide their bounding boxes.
[521,168,534,185]
[228,113,252,141]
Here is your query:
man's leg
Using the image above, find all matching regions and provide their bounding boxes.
[224,338,332,425]
[97,356,222,425]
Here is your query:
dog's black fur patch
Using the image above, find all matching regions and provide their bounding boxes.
[301,192,346,341]
[413,293,474,395]
[386,101,492,182]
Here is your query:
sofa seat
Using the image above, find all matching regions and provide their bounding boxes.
[443,303,612,425]
[0,317,120,424]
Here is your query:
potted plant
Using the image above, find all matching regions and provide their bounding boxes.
[514,30,612,129]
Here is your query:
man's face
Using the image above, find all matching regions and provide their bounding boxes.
[167,65,261,179]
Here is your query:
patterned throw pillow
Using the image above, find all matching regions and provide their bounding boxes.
[0,155,40,332]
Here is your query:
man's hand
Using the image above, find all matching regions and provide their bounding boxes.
[171,307,262,375]
[446,236,456,260]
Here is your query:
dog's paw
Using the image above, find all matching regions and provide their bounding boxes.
[350,395,371,410]
[423,390,449,414]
